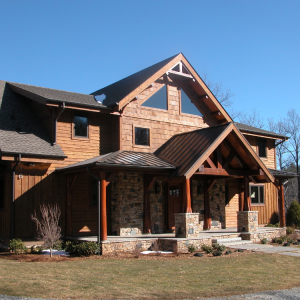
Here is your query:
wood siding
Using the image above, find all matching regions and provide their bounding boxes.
[251,182,279,225]
[225,180,239,228]
[244,135,276,169]
[122,82,210,152]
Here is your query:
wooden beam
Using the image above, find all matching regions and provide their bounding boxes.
[207,180,216,192]
[223,151,235,169]
[206,157,216,169]
[99,171,107,241]
[278,179,286,227]
[223,139,248,169]
[196,168,263,177]
[106,172,118,187]
[211,111,221,116]
[203,181,211,230]
[238,179,244,211]
[216,146,222,169]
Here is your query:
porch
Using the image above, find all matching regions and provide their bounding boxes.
[67,226,286,255]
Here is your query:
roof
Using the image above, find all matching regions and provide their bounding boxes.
[155,123,232,178]
[7,81,110,110]
[56,150,176,173]
[235,122,287,140]
[268,168,298,179]
[0,81,66,158]
[91,54,178,107]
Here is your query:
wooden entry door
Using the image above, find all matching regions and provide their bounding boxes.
[168,183,182,231]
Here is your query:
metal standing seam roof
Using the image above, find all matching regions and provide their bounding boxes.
[7,82,110,110]
[90,54,179,107]
[56,150,177,173]
[268,168,298,179]
[155,123,232,178]
[234,122,287,140]
[0,81,66,158]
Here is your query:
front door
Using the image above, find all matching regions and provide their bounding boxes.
[167,183,182,231]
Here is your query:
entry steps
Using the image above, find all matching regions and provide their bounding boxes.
[212,237,253,247]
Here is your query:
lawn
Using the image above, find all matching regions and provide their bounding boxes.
[0,252,300,299]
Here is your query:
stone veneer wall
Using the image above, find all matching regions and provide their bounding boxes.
[174,213,200,238]
[240,227,286,243]
[191,180,226,228]
[238,211,258,233]
[110,173,164,236]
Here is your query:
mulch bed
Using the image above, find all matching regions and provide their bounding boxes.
[0,249,254,262]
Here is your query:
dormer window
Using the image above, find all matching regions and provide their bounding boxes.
[74,116,88,138]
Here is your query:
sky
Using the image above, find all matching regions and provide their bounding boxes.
[0,0,299,126]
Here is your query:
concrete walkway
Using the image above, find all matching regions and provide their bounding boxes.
[229,243,300,257]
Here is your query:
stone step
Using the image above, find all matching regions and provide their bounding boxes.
[212,237,242,244]
[219,240,253,247]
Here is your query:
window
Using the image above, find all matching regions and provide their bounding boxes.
[0,178,4,209]
[74,116,88,138]
[135,127,150,146]
[258,138,267,158]
[90,178,99,207]
[141,85,167,110]
[180,88,203,117]
[250,185,264,204]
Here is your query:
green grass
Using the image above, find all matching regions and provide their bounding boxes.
[1,253,300,299]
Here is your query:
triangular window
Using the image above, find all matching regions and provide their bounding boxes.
[141,85,167,110]
[181,88,203,117]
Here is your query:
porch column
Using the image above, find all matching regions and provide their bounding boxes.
[184,178,192,213]
[243,176,251,211]
[278,180,286,227]
[238,179,244,211]
[66,175,76,237]
[143,175,156,233]
[203,181,211,230]
[99,171,107,241]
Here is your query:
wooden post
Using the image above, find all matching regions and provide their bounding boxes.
[99,171,107,241]
[243,176,251,211]
[278,180,286,227]
[66,175,76,237]
[238,179,244,211]
[203,181,211,230]
[184,178,192,213]
[143,175,156,233]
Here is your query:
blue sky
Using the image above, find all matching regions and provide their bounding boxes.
[0,1,299,125]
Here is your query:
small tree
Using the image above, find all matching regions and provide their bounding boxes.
[286,200,300,228]
[31,204,61,257]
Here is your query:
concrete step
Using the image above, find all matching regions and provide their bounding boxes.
[212,237,242,244]
[219,240,253,247]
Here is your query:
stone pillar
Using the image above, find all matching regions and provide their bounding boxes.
[174,213,200,238]
[237,211,258,233]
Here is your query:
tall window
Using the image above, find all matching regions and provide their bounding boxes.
[258,138,267,158]
[250,185,264,204]
[135,127,150,146]
[141,85,167,110]
[181,88,203,117]
[0,178,4,209]
[74,116,88,138]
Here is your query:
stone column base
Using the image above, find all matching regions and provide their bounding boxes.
[237,211,258,233]
[174,213,200,238]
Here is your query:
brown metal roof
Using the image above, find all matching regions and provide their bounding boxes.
[268,168,298,179]
[56,150,176,173]
[155,123,233,178]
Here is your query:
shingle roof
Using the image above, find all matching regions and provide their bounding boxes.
[91,54,179,107]
[56,150,176,172]
[8,82,110,110]
[0,81,66,158]
[155,123,232,177]
[268,168,298,179]
[235,122,287,139]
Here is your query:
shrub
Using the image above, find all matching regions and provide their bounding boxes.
[261,238,268,244]
[64,241,101,256]
[286,201,300,228]
[286,227,295,235]
[194,252,203,257]
[9,239,28,254]
[213,244,226,252]
[212,250,223,256]
[31,245,43,254]
[272,236,286,244]
[266,223,279,227]
[225,250,232,255]
[201,244,213,254]
[187,244,196,253]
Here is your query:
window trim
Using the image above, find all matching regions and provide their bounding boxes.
[133,125,151,148]
[72,114,89,140]
[250,184,265,205]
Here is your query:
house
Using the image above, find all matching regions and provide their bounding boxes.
[0,53,294,250]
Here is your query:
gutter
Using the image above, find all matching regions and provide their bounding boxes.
[11,154,21,239]
[275,137,288,147]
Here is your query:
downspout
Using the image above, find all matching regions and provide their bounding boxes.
[87,167,101,244]
[53,102,65,145]
[275,137,288,147]
[11,154,21,239]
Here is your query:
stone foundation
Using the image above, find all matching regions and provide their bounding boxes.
[238,211,258,233]
[240,227,286,243]
[175,213,200,238]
